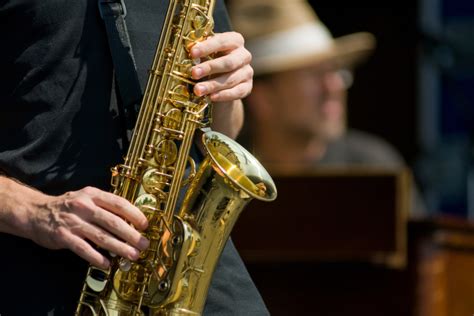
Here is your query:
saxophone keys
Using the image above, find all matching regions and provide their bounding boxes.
[119,258,132,272]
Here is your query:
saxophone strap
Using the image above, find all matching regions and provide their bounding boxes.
[99,0,142,131]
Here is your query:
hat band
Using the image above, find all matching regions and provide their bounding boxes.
[246,22,334,68]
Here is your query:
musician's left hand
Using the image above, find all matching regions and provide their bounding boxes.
[191,31,253,103]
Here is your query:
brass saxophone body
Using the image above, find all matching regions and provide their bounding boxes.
[75,0,276,315]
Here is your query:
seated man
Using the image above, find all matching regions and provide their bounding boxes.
[228,0,425,216]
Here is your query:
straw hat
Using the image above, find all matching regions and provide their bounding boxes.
[228,0,376,76]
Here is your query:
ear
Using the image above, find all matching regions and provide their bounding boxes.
[246,81,274,121]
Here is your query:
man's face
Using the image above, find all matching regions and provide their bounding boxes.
[263,63,349,142]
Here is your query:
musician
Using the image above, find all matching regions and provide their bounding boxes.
[0,1,266,315]
[229,0,382,168]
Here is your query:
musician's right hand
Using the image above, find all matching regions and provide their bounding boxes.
[0,177,149,269]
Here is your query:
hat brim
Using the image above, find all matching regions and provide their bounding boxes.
[252,32,376,76]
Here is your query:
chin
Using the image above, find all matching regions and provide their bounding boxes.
[315,123,346,143]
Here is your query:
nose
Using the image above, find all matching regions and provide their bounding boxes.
[323,69,352,92]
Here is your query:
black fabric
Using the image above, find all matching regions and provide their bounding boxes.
[0,1,267,315]
[0,0,121,194]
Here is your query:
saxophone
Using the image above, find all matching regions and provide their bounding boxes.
[75,0,276,315]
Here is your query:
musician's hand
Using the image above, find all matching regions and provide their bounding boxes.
[191,31,253,102]
[30,187,149,269]
[0,177,149,269]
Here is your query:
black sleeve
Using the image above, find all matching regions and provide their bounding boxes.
[214,0,232,32]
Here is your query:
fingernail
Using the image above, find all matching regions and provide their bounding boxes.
[102,258,111,269]
[191,47,201,57]
[138,237,150,251]
[195,85,207,96]
[193,67,203,78]
[140,219,148,230]
[129,248,141,260]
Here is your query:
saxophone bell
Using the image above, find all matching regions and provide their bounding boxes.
[153,130,276,314]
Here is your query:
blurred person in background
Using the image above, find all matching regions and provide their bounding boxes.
[228,0,426,216]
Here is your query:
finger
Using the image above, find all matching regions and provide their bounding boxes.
[190,32,244,59]
[89,205,149,251]
[84,187,148,230]
[192,46,251,80]
[62,231,110,269]
[75,222,142,262]
[209,81,253,103]
[194,64,253,97]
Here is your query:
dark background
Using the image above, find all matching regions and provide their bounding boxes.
[308,1,474,217]
[308,2,420,166]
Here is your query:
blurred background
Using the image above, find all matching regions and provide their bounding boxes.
[310,0,474,218]
[223,0,474,315]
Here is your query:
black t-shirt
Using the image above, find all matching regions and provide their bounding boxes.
[0,0,121,194]
[0,1,267,315]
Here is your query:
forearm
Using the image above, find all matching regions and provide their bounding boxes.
[0,176,42,239]
[0,175,149,268]
[210,99,244,140]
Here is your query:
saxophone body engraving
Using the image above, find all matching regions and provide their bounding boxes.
[75,1,276,315]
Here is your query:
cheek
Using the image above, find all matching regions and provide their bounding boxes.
[271,78,321,123]
[284,86,319,114]
[284,101,320,128]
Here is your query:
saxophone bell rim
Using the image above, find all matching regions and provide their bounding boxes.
[202,130,277,202]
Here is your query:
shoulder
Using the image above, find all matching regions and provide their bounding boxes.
[345,129,405,166]
[323,129,405,167]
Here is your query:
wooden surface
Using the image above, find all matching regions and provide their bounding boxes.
[411,218,474,316]
[233,168,409,267]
